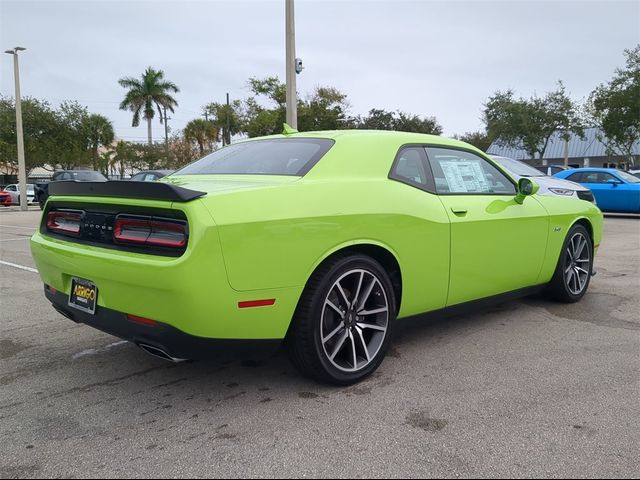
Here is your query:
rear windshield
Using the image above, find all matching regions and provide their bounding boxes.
[174,138,335,176]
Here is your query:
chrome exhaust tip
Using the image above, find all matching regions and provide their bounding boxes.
[138,343,188,363]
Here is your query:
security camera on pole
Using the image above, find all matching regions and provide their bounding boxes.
[285,0,303,130]
[4,46,28,211]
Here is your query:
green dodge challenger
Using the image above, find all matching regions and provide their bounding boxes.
[31,130,603,384]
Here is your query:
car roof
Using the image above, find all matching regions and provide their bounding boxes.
[562,168,623,173]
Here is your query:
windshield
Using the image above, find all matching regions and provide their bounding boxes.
[70,171,107,181]
[174,138,334,176]
[491,156,546,177]
[618,170,640,183]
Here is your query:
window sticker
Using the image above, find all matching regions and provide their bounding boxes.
[439,159,490,193]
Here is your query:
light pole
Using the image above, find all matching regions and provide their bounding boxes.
[4,47,27,211]
[285,0,297,129]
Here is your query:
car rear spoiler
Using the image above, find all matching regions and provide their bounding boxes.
[48,181,206,202]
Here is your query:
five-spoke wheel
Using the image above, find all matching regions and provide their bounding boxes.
[288,254,396,385]
[547,223,593,303]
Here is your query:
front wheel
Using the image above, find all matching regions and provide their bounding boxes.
[546,224,593,303]
[288,254,396,385]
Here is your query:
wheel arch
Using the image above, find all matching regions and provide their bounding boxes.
[570,217,594,245]
[304,241,403,314]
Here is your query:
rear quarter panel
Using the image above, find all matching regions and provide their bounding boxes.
[201,178,452,318]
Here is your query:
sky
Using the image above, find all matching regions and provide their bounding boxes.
[0,0,638,143]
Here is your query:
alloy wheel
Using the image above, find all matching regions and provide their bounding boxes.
[564,232,591,295]
[320,269,389,373]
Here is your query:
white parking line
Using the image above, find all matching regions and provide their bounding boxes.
[0,237,30,242]
[0,225,36,230]
[0,260,38,273]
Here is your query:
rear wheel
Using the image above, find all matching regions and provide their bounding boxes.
[546,224,593,303]
[288,254,396,385]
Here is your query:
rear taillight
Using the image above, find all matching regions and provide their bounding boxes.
[113,215,187,249]
[46,210,82,236]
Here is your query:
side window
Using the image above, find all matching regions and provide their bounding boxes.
[6,185,16,191]
[581,172,619,184]
[425,147,516,195]
[390,147,434,191]
[567,172,584,183]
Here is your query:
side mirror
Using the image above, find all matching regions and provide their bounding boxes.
[515,178,539,204]
[607,179,620,187]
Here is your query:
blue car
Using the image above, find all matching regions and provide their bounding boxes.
[554,168,640,213]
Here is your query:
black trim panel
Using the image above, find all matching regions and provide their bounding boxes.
[48,180,206,202]
[41,202,189,257]
[400,285,545,325]
[45,287,281,361]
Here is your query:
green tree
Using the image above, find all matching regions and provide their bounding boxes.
[80,114,114,171]
[54,101,92,169]
[484,81,583,159]
[118,67,179,145]
[0,96,60,171]
[587,45,640,163]
[113,140,140,178]
[297,86,350,131]
[202,100,244,145]
[167,133,200,169]
[351,108,443,134]
[184,118,218,155]
[454,130,493,152]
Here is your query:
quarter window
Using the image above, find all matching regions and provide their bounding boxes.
[390,147,434,191]
[426,147,516,195]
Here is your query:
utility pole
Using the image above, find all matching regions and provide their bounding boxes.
[163,106,170,155]
[285,0,297,129]
[226,92,231,146]
[4,47,27,211]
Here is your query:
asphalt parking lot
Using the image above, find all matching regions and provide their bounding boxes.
[1,210,639,478]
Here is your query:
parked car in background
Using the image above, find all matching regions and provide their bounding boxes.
[629,168,640,179]
[554,168,640,213]
[534,165,570,176]
[0,190,12,207]
[129,170,173,182]
[491,156,595,203]
[35,170,108,209]
[3,183,36,205]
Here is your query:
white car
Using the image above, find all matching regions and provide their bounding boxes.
[491,156,595,203]
[3,183,36,205]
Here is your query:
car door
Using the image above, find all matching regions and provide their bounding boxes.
[424,147,549,306]
[574,171,621,211]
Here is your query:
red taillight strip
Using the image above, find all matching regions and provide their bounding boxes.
[126,314,157,326]
[46,210,82,235]
[238,299,276,309]
[113,216,187,248]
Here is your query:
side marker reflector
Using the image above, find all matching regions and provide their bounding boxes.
[238,299,276,309]
[126,314,158,326]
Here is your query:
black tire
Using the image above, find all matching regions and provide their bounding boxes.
[287,254,396,385]
[546,224,593,303]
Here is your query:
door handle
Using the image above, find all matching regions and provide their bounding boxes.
[450,206,468,215]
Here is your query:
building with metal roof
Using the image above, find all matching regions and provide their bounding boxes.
[486,127,639,168]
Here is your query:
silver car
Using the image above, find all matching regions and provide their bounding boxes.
[3,183,36,205]
[491,156,595,203]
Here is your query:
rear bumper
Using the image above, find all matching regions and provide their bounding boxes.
[45,286,281,360]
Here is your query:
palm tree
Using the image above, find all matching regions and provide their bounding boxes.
[184,118,218,155]
[81,114,114,170]
[118,67,179,145]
